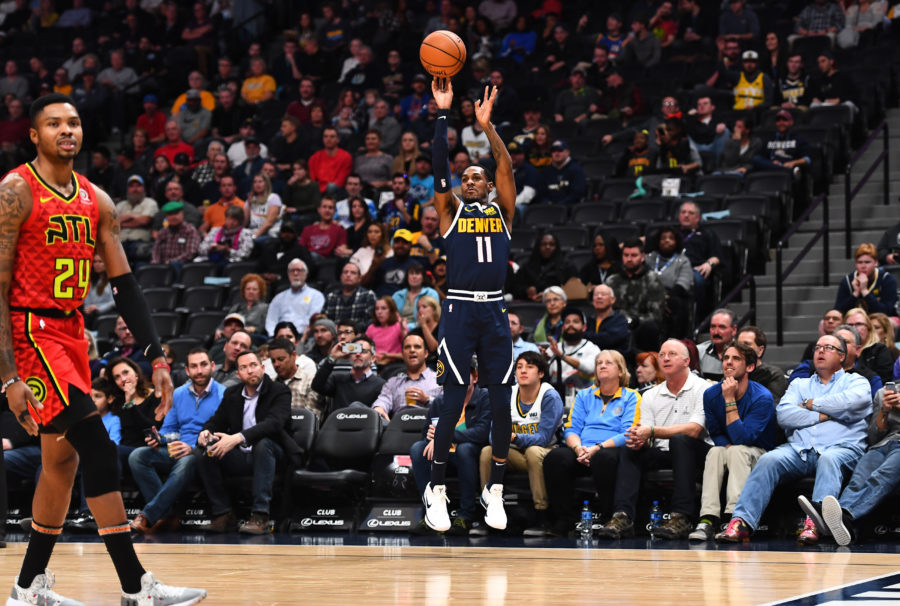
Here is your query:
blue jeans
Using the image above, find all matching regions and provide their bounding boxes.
[128,446,197,524]
[195,437,283,516]
[410,440,480,521]
[732,443,861,529]
[4,445,42,482]
[839,440,900,519]
[693,130,730,161]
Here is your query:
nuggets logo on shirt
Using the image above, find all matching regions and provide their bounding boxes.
[436,360,445,378]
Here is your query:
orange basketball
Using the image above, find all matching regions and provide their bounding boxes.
[420,30,467,78]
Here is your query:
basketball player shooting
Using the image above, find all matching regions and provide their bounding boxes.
[0,93,205,605]
[423,79,516,532]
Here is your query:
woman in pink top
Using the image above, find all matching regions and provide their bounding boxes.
[366,295,406,370]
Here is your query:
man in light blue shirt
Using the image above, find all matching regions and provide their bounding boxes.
[265,258,325,335]
[129,349,226,534]
[509,311,539,360]
[716,334,871,544]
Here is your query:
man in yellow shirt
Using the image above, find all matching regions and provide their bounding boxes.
[241,57,276,105]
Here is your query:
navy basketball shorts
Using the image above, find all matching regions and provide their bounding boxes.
[437,298,514,386]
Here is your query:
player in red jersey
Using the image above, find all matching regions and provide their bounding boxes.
[0,93,206,606]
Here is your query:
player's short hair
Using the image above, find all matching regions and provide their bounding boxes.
[30,92,77,123]
[622,238,644,252]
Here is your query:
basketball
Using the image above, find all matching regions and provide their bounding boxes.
[420,30,467,78]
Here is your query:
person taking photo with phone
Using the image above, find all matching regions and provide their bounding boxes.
[311,335,386,418]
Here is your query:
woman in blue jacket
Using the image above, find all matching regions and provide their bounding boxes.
[543,349,640,537]
[392,263,440,330]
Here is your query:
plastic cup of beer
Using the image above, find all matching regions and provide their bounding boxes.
[165,432,181,457]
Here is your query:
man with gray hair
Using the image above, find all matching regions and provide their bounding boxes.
[788,324,883,398]
[192,140,227,188]
[597,339,712,540]
[716,333,871,544]
[697,308,738,381]
[265,258,325,335]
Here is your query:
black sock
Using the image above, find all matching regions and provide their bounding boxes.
[700,515,720,527]
[488,459,507,487]
[430,461,447,486]
[99,523,145,594]
[18,521,61,588]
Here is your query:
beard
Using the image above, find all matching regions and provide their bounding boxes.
[563,329,584,344]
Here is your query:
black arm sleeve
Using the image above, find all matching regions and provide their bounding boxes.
[109,273,165,361]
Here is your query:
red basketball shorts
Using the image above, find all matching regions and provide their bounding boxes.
[11,311,92,428]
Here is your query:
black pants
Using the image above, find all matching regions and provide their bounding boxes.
[543,446,621,523]
[0,446,6,540]
[611,434,710,519]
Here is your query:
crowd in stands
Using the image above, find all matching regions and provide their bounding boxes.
[1,0,900,542]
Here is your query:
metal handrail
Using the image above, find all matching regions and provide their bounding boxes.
[775,192,829,345]
[844,121,890,257]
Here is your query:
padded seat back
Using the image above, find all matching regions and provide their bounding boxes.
[314,406,381,470]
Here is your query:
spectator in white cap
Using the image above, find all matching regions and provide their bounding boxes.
[114,174,158,262]
[728,49,774,110]
[208,312,246,366]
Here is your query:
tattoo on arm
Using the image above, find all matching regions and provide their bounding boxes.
[0,179,29,378]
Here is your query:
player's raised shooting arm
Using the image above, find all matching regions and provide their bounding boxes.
[431,78,460,233]
[475,86,515,231]
[0,174,32,381]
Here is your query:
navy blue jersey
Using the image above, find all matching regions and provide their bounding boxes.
[442,201,510,293]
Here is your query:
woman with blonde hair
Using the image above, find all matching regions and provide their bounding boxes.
[392,130,422,175]
[870,312,900,361]
[415,295,441,354]
[845,307,894,383]
[543,349,640,537]
[245,172,282,240]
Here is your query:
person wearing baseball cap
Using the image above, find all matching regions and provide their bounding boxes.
[543,306,601,390]
[137,92,166,143]
[555,67,602,123]
[732,48,773,110]
[150,200,201,274]
[115,174,159,260]
[540,139,587,205]
[755,107,810,180]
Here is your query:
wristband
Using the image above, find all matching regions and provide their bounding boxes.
[725,401,737,408]
[2,376,20,391]
[152,361,171,372]
[650,425,655,440]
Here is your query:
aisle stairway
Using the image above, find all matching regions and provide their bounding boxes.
[712,109,900,372]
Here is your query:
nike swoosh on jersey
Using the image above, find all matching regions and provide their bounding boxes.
[39,195,54,203]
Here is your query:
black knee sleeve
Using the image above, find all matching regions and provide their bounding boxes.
[65,413,121,497]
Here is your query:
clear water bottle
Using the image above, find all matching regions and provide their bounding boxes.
[579,500,593,541]
[649,500,662,539]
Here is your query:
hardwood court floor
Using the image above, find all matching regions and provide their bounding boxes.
[1,540,899,605]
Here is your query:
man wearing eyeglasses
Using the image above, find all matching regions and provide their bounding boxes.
[264,258,325,336]
[311,336,385,418]
[716,333,871,544]
[789,324,883,399]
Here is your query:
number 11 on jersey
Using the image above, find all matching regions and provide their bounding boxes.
[475,236,493,263]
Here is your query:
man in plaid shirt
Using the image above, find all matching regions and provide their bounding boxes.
[790,0,845,47]
[268,337,321,419]
[150,201,201,279]
[323,261,376,326]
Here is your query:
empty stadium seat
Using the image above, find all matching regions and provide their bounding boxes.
[554,226,590,249]
[619,199,667,224]
[293,406,382,491]
[571,202,617,226]
[596,178,638,203]
[179,262,218,288]
[141,287,178,312]
[697,174,743,198]
[371,406,428,499]
[95,314,119,340]
[184,311,227,341]
[135,264,174,288]
[222,261,258,285]
[510,227,538,254]
[177,285,225,313]
[151,312,182,339]
[523,205,568,228]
